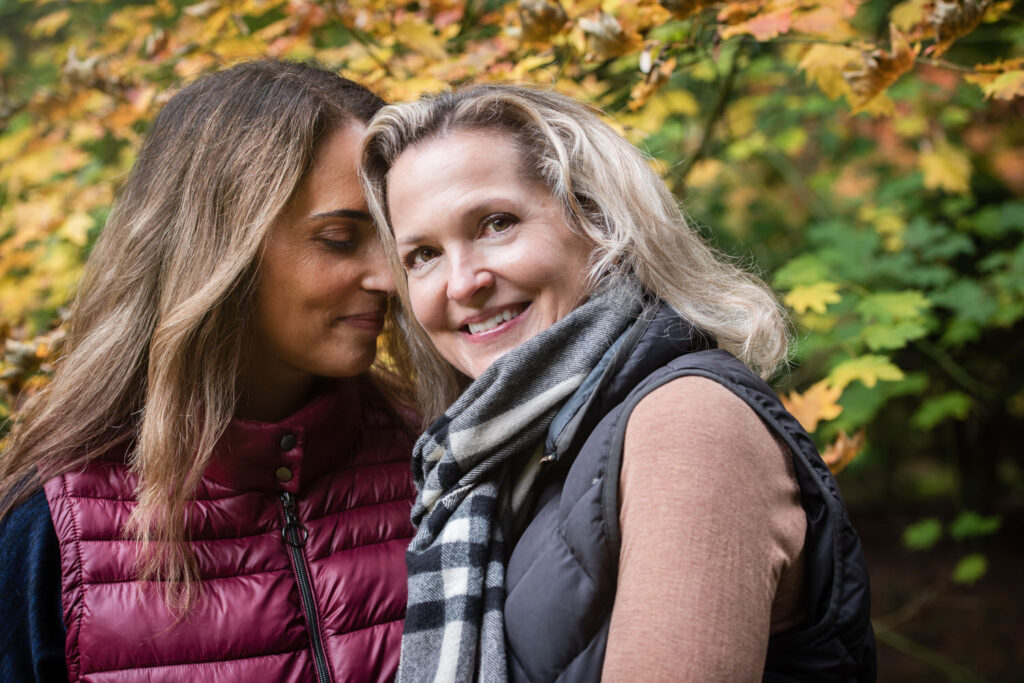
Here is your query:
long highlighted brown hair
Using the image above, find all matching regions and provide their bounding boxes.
[0,60,396,610]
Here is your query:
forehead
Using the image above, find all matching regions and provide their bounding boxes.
[296,123,366,204]
[386,130,541,224]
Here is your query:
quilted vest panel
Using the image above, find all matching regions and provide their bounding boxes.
[44,378,416,683]
[504,305,876,682]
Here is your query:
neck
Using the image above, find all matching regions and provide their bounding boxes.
[236,364,316,423]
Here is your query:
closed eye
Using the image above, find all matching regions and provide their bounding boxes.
[319,238,355,252]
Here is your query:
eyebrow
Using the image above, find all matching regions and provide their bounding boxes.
[307,209,372,223]
[395,198,510,246]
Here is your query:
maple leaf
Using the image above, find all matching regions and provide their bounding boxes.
[518,0,568,43]
[965,58,1024,100]
[827,355,905,391]
[579,11,640,61]
[628,54,676,111]
[781,380,843,433]
[891,0,929,31]
[784,281,842,314]
[929,0,989,57]
[659,0,716,20]
[856,290,931,322]
[720,6,793,41]
[820,430,866,475]
[798,43,861,99]
[919,138,972,194]
[791,6,855,40]
[843,24,919,113]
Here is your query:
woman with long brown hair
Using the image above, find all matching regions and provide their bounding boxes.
[0,60,417,682]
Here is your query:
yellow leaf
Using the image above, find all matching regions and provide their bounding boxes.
[59,213,93,247]
[890,0,928,31]
[686,159,724,188]
[781,380,843,433]
[798,44,860,100]
[827,355,904,392]
[784,281,842,314]
[919,139,972,194]
[858,205,906,251]
[30,9,71,38]
[394,18,448,61]
[980,70,1024,100]
[620,87,699,135]
[0,38,12,71]
[821,430,866,474]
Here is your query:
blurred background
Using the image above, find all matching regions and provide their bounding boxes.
[1,0,1021,679]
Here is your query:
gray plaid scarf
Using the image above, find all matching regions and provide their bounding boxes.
[397,281,643,682]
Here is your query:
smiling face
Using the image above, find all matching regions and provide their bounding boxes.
[386,130,593,379]
[251,123,392,390]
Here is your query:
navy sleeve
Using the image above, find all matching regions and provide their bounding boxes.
[0,489,68,682]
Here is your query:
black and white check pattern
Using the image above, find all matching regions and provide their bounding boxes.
[398,283,642,682]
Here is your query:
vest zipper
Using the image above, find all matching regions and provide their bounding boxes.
[279,491,332,683]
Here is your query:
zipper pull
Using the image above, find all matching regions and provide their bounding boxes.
[279,491,308,548]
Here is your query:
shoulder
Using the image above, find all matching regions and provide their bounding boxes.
[624,374,780,463]
[0,490,67,682]
[0,488,56,548]
[621,375,799,512]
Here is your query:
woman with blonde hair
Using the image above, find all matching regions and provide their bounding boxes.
[0,60,417,682]
[361,85,875,682]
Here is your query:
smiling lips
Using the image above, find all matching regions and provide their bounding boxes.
[337,309,386,332]
[462,303,529,336]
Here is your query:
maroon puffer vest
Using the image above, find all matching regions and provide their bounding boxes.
[43,378,416,683]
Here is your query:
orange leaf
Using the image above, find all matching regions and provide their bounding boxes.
[821,430,866,474]
[781,380,843,433]
[720,8,793,41]
[843,24,919,112]
[928,0,988,57]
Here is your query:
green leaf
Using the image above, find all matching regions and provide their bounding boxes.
[903,517,943,550]
[951,553,987,585]
[949,511,1001,540]
[911,391,973,430]
[860,320,929,351]
[856,290,931,323]
[774,254,831,289]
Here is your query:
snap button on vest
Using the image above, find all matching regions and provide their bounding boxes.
[276,466,293,482]
[280,433,297,450]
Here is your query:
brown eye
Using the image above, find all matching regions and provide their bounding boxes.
[483,213,517,234]
[404,247,439,270]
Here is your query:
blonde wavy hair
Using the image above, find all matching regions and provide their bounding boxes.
[0,60,403,610]
[361,84,789,421]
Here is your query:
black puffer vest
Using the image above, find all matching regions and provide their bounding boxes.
[504,303,876,682]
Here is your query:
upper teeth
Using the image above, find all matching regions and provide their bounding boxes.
[468,307,522,335]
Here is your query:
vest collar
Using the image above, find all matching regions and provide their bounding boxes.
[204,378,365,495]
[544,301,714,463]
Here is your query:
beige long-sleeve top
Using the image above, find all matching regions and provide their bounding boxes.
[601,376,807,682]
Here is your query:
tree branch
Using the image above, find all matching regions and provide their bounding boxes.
[675,42,743,183]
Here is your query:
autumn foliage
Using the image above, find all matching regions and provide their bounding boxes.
[1,1,1022,499]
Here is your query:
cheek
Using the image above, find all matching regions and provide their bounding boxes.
[408,281,441,330]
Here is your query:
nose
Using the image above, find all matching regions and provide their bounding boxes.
[446,250,494,303]
[361,239,395,294]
